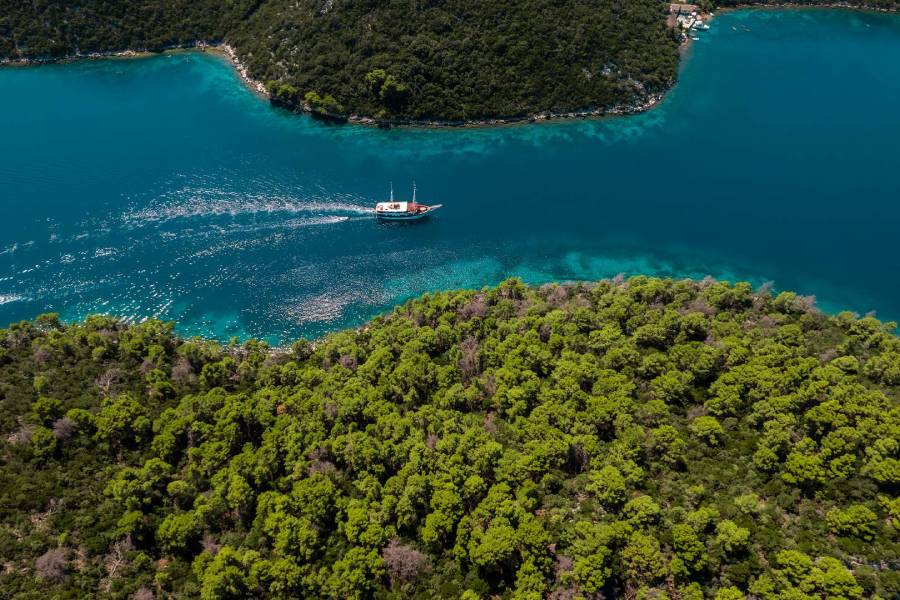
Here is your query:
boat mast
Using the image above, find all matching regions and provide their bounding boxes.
[412,180,417,205]
[390,181,394,202]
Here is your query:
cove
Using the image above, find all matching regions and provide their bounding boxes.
[1,9,899,344]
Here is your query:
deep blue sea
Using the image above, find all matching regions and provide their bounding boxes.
[1,9,899,343]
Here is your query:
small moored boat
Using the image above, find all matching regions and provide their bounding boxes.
[375,182,442,221]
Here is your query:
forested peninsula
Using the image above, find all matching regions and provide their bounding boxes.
[1,277,898,599]
[0,1,895,123]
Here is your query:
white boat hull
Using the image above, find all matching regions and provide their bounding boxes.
[375,204,442,221]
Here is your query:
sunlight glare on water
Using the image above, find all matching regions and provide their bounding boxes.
[1,9,899,343]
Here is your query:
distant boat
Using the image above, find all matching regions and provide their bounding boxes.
[375,182,442,221]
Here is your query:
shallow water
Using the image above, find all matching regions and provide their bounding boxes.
[1,9,899,343]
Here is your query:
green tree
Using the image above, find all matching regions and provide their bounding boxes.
[621,532,667,584]
[714,587,745,600]
[94,393,151,450]
[325,546,385,599]
[587,465,628,507]
[157,510,203,553]
[31,426,57,460]
[31,396,63,425]
[715,520,750,554]
[826,505,878,541]
[380,75,410,111]
[672,523,707,573]
[689,415,724,445]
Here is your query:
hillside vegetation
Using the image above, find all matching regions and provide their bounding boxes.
[1,0,680,121]
[1,277,899,599]
[3,1,900,122]
[233,0,680,121]
[0,1,258,57]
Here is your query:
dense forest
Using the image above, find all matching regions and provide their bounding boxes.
[1,277,898,598]
[231,0,680,121]
[2,0,676,122]
[0,1,259,57]
[2,1,899,121]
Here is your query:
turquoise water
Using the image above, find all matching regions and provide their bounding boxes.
[1,9,899,343]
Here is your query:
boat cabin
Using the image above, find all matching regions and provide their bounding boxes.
[375,201,411,214]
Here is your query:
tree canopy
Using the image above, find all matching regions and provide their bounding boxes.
[1,277,899,598]
[3,1,899,121]
[233,0,681,121]
[1,1,681,121]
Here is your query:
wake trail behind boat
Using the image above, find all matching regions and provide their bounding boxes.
[122,193,374,225]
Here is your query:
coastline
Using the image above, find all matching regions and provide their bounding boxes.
[722,2,899,14]
[343,93,668,129]
[1,4,897,129]
[210,44,267,97]
[3,5,900,346]
[0,39,671,129]
[0,41,210,68]
[225,2,900,129]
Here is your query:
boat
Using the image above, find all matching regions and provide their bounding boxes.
[374,182,442,221]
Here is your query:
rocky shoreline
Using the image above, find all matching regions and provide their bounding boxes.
[0,41,210,67]
[213,44,267,97]
[343,93,667,128]
[727,1,898,12]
